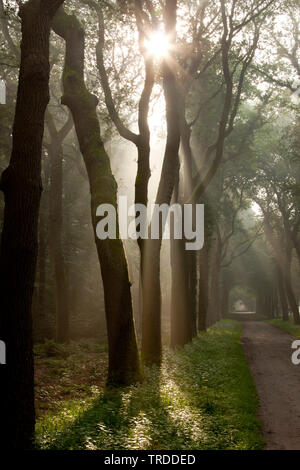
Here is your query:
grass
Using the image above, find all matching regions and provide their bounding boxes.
[35,320,264,450]
[34,339,108,415]
[269,318,300,338]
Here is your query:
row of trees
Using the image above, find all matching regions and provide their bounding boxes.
[0,0,299,449]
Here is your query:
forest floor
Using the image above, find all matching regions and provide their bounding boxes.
[242,321,300,450]
[34,320,263,450]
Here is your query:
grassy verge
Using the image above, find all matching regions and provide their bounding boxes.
[35,320,263,450]
[269,318,300,337]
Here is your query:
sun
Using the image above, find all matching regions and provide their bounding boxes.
[144,31,170,59]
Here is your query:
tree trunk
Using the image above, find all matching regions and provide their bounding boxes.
[170,237,192,348]
[38,200,47,319]
[198,243,210,332]
[278,245,300,324]
[36,152,50,341]
[52,8,142,386]
[0,0,65,450]
[141,0,180,364]
[48,141,70,343]
[179,91,197,339]
[208,238,222,325]
[221,273,230,318]
[284,259,300,324]
[141,238,162,363]
[277,264,289,321]
[188,249,198,337]
[264,221,300,325]
[95,4,154,349]
[256,294,262,316]
[170,178,193,349]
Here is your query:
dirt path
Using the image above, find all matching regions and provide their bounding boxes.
[242,321,300,450]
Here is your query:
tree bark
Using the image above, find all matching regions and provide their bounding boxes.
[277,263,289,321]
[170,235,193,347]
[170,237,188,347]
[38,196,47,319]
[264,221,300,324]
[284,254,300,324]
[208,237,222,325]
[0,0,65,450]
[198,243,210,332]
[221,273,231,318]
[187,248,198,337]
[46,111,72,343]
[52,7,142,386]
[170,177,194,348]
[179,91,197,339]
[48,140,70,342]
[36,150,50,341]
[96,1,154,346]
[141,0,180,364]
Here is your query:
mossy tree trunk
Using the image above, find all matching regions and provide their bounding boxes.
[0,0,65,449]
[52,7,142,386]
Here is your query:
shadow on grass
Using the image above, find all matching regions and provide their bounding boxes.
[36,321,263,450]
[36,365,191,450]
[167,321,264,450]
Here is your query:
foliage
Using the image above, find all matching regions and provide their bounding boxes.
[34,339,69,359]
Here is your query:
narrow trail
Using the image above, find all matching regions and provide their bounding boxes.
[242,321,300,450]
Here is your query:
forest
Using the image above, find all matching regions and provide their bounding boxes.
[0,0,300,452]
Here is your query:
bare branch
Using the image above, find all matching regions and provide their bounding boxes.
[95,3,139,145]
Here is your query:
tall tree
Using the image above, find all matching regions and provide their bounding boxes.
[0,0,65,449]
[142,0,181,363]
[94,0,155,338]
[52,6,142,385]
[170,0,270,344]
[45,110,73,343]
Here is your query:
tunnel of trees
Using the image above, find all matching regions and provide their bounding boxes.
[0,0,299,450]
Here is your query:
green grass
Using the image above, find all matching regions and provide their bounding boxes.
[269,318,300,337]
[35,320,263,450]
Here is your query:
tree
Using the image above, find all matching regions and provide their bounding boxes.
[93,0,155,340]
[170,0,272,344]
[250,119,300,324]
[142,0,181,363]
[52,6,142,385]
[45,109,73,342]
[0,0,65,449]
